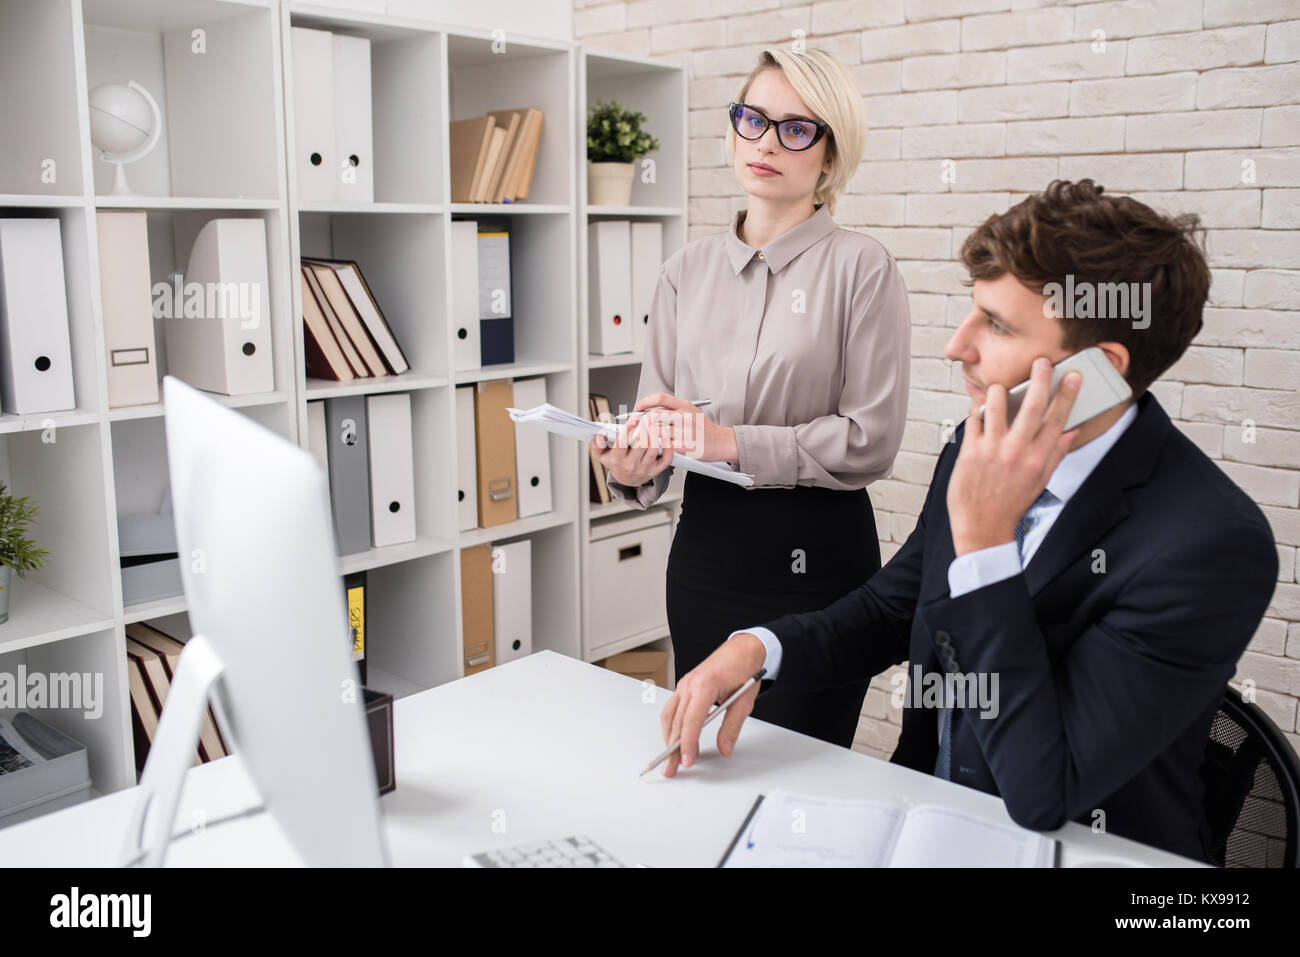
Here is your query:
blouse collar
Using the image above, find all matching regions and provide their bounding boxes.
[725,203,837,275]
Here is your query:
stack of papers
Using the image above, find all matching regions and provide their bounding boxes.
[507,403,754,488]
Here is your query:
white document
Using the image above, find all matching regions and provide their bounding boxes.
[165,218,274,396]
[507,402,754,488]
[96,211,160,408]
[490,540,532,666]
[720,789,1058,868]
[0,219,76,415]
[588,221,633,355]
[332,33,374,203]
[630,221,662,354]
[450,221,481,371]
[455,385,479,531]
[365,393,417,547]
[511,378,552,518]
[291,26,337,203]
[306,400,328,471]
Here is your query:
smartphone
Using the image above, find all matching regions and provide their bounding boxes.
[978,346,1133,431]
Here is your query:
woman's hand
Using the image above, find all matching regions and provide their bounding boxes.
[590,421,673,488]
[632,393,739,465]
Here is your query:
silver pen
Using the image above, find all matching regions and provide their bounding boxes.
[614,399,712,422]
[639,668,766,777]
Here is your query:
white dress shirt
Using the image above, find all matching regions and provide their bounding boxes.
[730,402,1139,680]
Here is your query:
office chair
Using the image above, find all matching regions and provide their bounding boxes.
[1200,684,1300,868]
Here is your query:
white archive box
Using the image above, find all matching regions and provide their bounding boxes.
[587,509,672,652]
[161,218,275,396]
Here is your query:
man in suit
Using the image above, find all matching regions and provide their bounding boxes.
[658,179,1279,863]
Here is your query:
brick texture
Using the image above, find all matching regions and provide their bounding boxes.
[574,1,1300,763]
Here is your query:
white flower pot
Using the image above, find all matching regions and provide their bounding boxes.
[588,161,636,206]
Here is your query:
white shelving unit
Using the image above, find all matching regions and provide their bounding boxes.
[0,0,687,809]
[577,50,688,673]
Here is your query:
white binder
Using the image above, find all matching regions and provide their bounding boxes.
[332,33,374,204]
[365,392,417,547]
[491,540,532,666]
[455,385,479,531]
[450,221,481,371]
[306,400,327,470]
[588,221,633,355]
[0,219,76,415]
[511,377,552,518]
[630,221,663,355]
[96,211,160,408]
[291,27,337,203]
[163,219,274,396]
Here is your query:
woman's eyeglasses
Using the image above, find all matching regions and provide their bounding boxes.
[728,101,830,152]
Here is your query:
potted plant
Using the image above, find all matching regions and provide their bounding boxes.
[587,98,661,207]
[0,483,49,624]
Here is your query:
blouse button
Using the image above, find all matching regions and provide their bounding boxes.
[757,250,765,260]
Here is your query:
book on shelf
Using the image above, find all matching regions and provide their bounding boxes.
[300,259,409,382]
[345,571,367,686]
[126,622,228,765]
[588,394,612,504]
[448,107,544,203]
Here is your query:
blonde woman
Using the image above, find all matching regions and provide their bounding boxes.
[593,48,910,748]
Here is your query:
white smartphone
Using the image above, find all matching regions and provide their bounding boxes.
[978,346,1133,431]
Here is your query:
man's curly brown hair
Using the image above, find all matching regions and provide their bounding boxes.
[959,179,1211,395]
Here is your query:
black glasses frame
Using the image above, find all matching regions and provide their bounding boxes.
[728,100,830,152]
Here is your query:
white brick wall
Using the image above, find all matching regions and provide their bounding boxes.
[574,0,1300,761]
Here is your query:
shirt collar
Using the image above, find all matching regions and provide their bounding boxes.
[1045,401,1140,506]
[725,204,837,275]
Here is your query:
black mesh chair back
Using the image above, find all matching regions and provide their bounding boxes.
[1200,685,1300,867]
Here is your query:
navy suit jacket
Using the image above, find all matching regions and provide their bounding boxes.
[757,393,1278,862]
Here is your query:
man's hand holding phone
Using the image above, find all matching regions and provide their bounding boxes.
[947,357,1081,558]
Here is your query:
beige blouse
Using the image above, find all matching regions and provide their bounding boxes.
[606,203,912,509]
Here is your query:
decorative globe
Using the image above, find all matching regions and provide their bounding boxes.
[89,83,156,155]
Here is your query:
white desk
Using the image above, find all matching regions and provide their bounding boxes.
[0,651,1203,867]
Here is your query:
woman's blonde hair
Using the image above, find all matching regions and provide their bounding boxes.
[729,48,866,217]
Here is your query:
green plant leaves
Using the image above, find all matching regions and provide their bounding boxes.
[0,482,49,579]
[587,98,661,164]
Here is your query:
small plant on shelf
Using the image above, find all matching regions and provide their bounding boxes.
[0,482,49,623]
[587,98,661,206]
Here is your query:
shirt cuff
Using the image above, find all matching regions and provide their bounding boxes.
[605,467,671,510]
[732,424,797,488]
[728,626,782,680]
[947,542,1022,598]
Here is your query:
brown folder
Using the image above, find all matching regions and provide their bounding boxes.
[474,378,518,527]
[513,109,544,200]
[460,544,495,675]
[126,622,228,762]
[125,655,159,774]
[304,260,388,376]
[302,271,355,381]
[322,259,409,375]
[449,115,495,204]
[483,110,521,204]
[303,264,368,378]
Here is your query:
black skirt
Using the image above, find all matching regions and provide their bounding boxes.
[665,471,882,749]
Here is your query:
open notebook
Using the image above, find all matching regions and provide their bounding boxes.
[719,789,1059,867]
[508,402,754,488]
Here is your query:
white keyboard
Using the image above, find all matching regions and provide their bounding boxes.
[463,835,625,868]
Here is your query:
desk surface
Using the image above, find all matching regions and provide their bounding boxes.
[0,652,1202,867]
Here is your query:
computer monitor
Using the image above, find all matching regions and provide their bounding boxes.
[120,376,387,866]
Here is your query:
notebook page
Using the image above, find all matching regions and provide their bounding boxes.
[722,790,907,868]
[888,805,1055,867]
